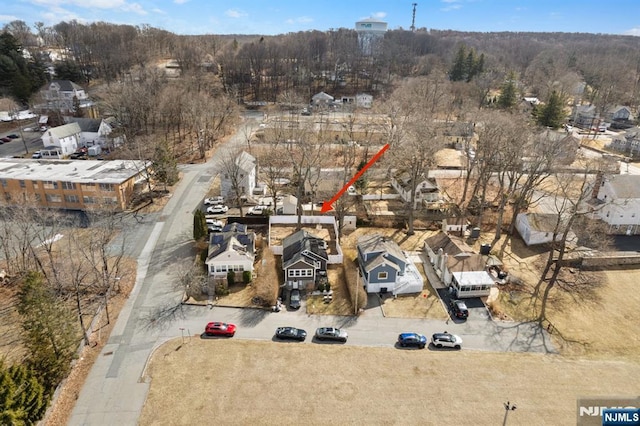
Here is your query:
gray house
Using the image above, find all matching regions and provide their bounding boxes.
[282,230,328,290]
[357,234,423,295]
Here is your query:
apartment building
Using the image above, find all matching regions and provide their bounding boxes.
[0,158,149,211]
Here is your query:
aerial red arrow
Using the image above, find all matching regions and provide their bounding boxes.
[320,143,390,213]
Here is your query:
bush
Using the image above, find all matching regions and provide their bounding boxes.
[227,272,235,286]
[242,270,252,284]
[215,284,229,296]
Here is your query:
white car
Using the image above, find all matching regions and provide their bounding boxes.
[431,332,462,349]
[206,205,228,214]
[205,219,223,226]
[247,205,268,215]
[204,196,224,205]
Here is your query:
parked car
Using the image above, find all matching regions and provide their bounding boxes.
[289,289,301,310]
[449,299,469,319]
[31,151,42,159]
[7,134,19,139]
[39,126,48,132]
[204,196,224,205]
[397,332,427,349]
[315,327,348,342]
[205,218,223,226]
[301,108,311,116]
[247,205,268,216]
[431,332,462,349]
[0,137,11,143]
[23,127,35,132]
[275,326,307,341]
[69,151,88,159]
[206,204,229,214]
[207,224,223,233]
[204,322,236,337]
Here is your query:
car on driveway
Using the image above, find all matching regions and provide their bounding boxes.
[7,134,19,139]
[204,196,224,205]
[247,205,268,215]
[315,327,348,342]
[0,137,11,143]
[204,322,236,337]
[289,289,301,310]
[206,204,228,214]
[449,299,469,319]
[397,332,427,349]
[275,326,307,341]
[431,332,462,349]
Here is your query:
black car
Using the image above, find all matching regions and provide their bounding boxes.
[449,299,469,319]
[275,326,307,341]
[289,289,301,310]
[397,332,427,349]
[7,134,19,139]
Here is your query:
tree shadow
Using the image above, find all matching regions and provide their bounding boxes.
[237,307,270,327]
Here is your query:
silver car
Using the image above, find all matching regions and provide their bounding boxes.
[315,327,348,342]
[431,332,462,349]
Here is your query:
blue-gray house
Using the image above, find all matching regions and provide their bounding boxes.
[356,234,423,295]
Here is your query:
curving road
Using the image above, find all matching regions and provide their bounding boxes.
[68,113,553,425]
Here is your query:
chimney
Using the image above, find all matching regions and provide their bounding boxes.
[592,171,604,199]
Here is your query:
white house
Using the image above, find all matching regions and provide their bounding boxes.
[205,223,256,279]
[40,80,92,113]
[220,151,257,200]
[279,194,298,215]
[424,231,496,298]
[311,92,334,109]
[65,117,123,149]
[515,213,575,246]
[591,174,640,235]
[606,105,634,123]
[41,123,81,156]
[391,170,441,209]
[340,93,373,109]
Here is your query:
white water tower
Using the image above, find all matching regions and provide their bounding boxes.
[355,18,387,55]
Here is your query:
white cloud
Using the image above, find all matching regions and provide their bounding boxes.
[225,9,247,19]
[152,8,166,15]
[123,2,147,15]
[286,16,313,25]
[0,14,19,23]
[372,12,387,19]
[441,4,462,12]
[28,0,146,14]
[624,27,640,36]
[174,0,189,4]
[40,6,85,25]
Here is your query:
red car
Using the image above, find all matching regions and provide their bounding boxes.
[204,322,236,337]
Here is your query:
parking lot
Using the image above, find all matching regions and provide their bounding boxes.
[0,124,43,158]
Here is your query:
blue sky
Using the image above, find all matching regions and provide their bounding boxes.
[2,0,640,36]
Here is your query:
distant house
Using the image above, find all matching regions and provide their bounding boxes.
[424,231,495,298]
[279,194,298,215]
[540,130,580,165]
[605,105,634,123]
[341,93,373,109]
[282,230,328,290]
[220,151,257,200]
[41,123,81,156]
[571,105,598,129]
[590,174,640,235]
[311,92,334,109]
[515,213,575,246]
[40,80,93,114]
[390,170,441,209]
[608,128,640,157]
[205,223,256,279]
[357,234,423,295]
[65,117,124,149]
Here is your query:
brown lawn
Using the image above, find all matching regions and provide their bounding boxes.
[140,338,640,426]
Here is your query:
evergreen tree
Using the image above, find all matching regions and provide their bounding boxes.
[152,139,179,190]
[17,271,78,393]
[0,362,48,425]
[449,45,467,82]
[193,209,207,241]
[449,44,485,82]
[498,72,518,109]
[535,90,566,129]
[0,32,46,103]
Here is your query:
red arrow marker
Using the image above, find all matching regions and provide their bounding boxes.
[320,143,390,213]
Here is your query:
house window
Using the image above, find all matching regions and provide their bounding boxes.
[64,195,79,203]
[99,183,114,191]
[81,183,96,190]
[103,197,117,205]
[46,194,62,203]
[62,181,76,190]
[43,180,58,189]
[83,196,96,204]
[378,271,388,280]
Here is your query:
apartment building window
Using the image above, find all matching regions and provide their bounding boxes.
[103,196,117,205]
[19,180,25,188]
[64,195,79,203]
[83,196,96,204]
[46,194,62,203]
[43,181,58,189]
[99,183,114,192]
[81,183,96,190]
[62,181,76,190]
[0,179,6,187]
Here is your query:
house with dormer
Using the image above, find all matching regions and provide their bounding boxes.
[41,122,81,157]
[220,151,257,200]
[205,223,256,279]
[590,174,640,235]
[282,230,328,290]
[391,170,442,209]
[39,80,93,114]
[357,234,423,295]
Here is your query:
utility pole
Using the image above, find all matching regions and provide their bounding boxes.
[411,3,418,32]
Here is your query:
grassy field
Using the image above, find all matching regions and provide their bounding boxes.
[140,339,640,426]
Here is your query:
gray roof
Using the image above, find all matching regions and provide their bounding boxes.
[520,213,568,233]
[0,158,149,184]
[357,234,405,262]
[282,230,327,269]
[46,122,81,139]
[50,80,85,92]
[207,230,255,261]
[65,117,102,132]
[393,171,438,193]
[235,151,256,173]
[605,174,640,199]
